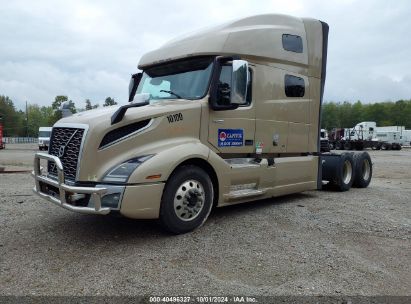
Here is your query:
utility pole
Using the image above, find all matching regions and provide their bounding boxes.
[26,100,28,138]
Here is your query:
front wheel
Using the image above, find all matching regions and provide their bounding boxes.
[159,165,213,234]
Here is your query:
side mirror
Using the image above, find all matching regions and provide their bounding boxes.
[128,73,142,102]
[230,60,249,105]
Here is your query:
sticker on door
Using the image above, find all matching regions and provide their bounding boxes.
[218,129,244,147]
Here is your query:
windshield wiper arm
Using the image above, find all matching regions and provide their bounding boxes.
[160,90,182,99]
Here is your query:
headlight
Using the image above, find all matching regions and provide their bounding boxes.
[102,155,153,183]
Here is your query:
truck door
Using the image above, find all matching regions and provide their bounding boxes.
[208,64,255,154]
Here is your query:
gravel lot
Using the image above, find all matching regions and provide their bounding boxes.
[0,144,410,296]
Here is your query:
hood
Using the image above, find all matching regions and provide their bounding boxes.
[57,99,202,129]
[55,99,205,182]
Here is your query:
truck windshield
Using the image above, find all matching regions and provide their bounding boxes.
[136,57,214,101]
[39,131,51,137]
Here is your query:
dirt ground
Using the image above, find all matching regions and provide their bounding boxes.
[0,144,410,296]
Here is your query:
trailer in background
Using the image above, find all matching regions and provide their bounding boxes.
[375,131,402,150]
[374,125,411,146]
[0,123,5,149]
[402,130,411,146]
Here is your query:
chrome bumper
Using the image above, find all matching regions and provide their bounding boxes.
[32,152,110,215]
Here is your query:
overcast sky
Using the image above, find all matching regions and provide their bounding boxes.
[1,0,411,110]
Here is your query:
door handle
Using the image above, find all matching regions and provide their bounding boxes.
[213,119,224,124]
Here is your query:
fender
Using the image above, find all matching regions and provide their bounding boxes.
[127,139,211,184]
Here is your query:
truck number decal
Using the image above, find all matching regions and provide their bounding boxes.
[167,113,183,123]
[218,129,244,147]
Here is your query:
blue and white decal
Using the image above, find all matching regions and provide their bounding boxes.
[218,129,244,147]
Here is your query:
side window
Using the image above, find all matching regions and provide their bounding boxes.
[217,65,252,106]
[284,74,305,97]
[282,34,303,53]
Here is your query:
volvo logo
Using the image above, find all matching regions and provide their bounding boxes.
[57,145,65,157]
[55,129,78,159]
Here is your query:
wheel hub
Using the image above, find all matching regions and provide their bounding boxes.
[173,179,205,221]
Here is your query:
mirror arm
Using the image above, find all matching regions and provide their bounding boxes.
[111,101,149,125]
[129,73,142,102]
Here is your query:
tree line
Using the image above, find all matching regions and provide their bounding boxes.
[0,95,117,137]
[321,100,411,130]
[1,95,410,137]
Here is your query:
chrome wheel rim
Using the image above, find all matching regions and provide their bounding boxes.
[173,179,205,221]
[343,160,353,184]
[362,159,371,181]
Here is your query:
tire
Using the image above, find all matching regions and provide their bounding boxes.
[344,142,352,150]
[381,143,389,150]
[355,143,364,151]
[335,141,343,150]
[159,165,213,234]
[352,152,372,188]
[333,153,355,191]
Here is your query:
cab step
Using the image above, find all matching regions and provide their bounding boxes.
[224,188,267,201]
[225,158,261,169]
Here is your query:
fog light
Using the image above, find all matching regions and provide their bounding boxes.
[101,193,121,209]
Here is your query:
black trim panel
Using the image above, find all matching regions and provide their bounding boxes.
[317,21,329,190]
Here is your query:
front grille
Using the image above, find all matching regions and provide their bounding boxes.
[320,139,330,152]
[48,127,85,180]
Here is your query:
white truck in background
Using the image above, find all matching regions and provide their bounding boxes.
[38,127,52,151]
[329,122,406,150]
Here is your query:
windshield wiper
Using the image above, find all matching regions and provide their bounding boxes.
[160,90,182,99]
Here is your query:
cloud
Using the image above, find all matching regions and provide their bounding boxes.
[1,0,411,110]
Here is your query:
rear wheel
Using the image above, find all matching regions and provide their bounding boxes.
[332,153,355,191]
[344,142,352,150]
[381,143,391,150]
[353,152,372,188]
[355,143,364,150]
[335,141,343,150]
[159,165,213,234]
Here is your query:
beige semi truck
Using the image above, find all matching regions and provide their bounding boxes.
[32,14,373,234]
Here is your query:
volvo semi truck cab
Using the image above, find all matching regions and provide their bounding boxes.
[32,14,373,234]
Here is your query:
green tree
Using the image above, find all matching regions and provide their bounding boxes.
[85,99,92,110]
[50,95,67,123]
[67,100,77,114]
[103,97,117,107]
[0,95,25,136]
[85,99,99,110]
[52,95,68,110]
[50,95,76,124]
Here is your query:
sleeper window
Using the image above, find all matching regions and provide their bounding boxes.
[284,75,305,97]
